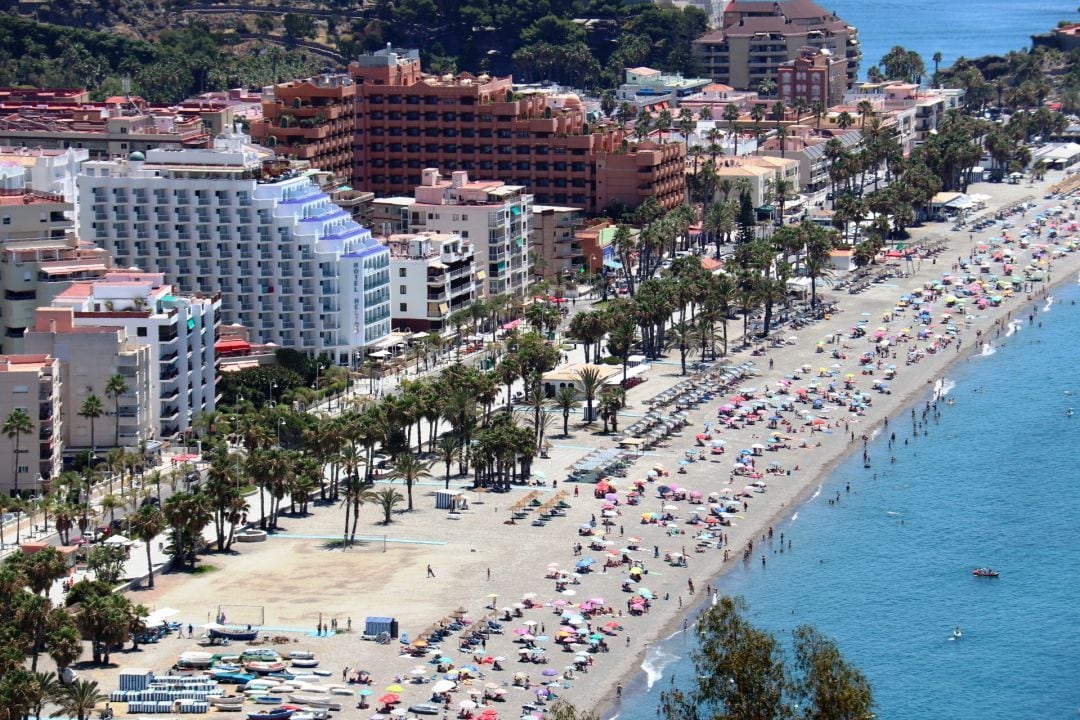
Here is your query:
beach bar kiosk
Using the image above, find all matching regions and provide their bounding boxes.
[365,616,399,639]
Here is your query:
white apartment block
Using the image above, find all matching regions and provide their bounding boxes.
[387,232,476,332]
[0,145,89,209]
[49,271,217,438]
[372,169,531,298]
[25,306,155,450]
[0,353,62,496]
[78,129,391,362]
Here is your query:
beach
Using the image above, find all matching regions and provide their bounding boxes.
[75,171,1080,720]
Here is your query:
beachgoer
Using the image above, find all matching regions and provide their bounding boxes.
[427,565,436,578]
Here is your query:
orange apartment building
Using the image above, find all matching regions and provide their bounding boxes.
[253,49,685,215]
[249,74,357,181]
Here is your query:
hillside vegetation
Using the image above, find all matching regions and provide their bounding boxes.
[0,15,323,103]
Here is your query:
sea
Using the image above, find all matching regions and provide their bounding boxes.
[610,281,1080,720]
[825,0,1077,75]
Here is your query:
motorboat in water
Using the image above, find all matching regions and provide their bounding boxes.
[972,567,1000,577]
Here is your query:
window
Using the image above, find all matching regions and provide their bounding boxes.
[399,267,407,277]
[399,285,407,294]
[399,302,408,312]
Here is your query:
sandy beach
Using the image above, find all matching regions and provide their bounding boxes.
[74,171,1080,720]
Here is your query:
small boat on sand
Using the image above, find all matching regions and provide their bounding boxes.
[972,567,1000,577]
[208,695,246,707]
[247,660,289,674]
[291,658,319,668]
[247,709,294,720]
[210,626,261,642]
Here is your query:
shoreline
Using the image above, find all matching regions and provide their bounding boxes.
[589,200,1080,717]
[70,175,1077,720]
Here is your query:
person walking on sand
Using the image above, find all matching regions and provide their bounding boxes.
[427,565,436,578]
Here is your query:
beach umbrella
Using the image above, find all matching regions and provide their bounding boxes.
[391,709,407,717]
[542,668,559,677]
[385,684,404,693]
[410,668,427,676]
[432,680,455,693]
[378,694,400,705]
[460,702,478,710]
[359,689,375,696]
[638,588,654,599]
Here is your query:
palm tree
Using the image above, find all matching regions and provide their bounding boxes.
[749,104,766,153]
[128,504,166,588]
[932,51,942,87]
[78,393,104,453]
[575,366,603,424]
[4,407,33,496]
[374,487,404,525]
[339,475,375,544]
[389,453,431,511]
[550,386,581,437]
[100,494,121,527]
[104,374,128,447]
[27,671,59,720]
[723,103,740,155]
[597,387,625,434]
[50,679,106,720]
[436,434,462,489]
[667,320,697,375]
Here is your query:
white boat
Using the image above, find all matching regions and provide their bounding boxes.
[177,651,213,669]
[288,651,315,660]
[327,685,353,696]
[207,695,246,707]
[289,694,342,711]
[291,658,319,668]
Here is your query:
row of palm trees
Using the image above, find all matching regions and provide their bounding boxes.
[569,221,838,376]
[3,372,132,500]
[0,544,139,719]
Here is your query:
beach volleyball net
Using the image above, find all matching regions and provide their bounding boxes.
[215,604,265,626]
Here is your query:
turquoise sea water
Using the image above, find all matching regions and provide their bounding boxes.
[826,0,1077,74]
[612,282,1080,719]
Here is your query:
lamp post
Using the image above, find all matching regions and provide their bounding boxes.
[268,381,278,407]
[277,418,285,448]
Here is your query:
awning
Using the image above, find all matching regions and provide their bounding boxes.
[215,339,251,354]
[604,258,622,269]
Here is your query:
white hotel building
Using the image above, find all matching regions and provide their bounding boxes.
[77,129,390,363]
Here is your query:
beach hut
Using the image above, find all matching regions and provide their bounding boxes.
[436,490,468,511]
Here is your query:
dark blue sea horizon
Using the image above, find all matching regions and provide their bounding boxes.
[827,0,1076,75]
[608,280,1080,720]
